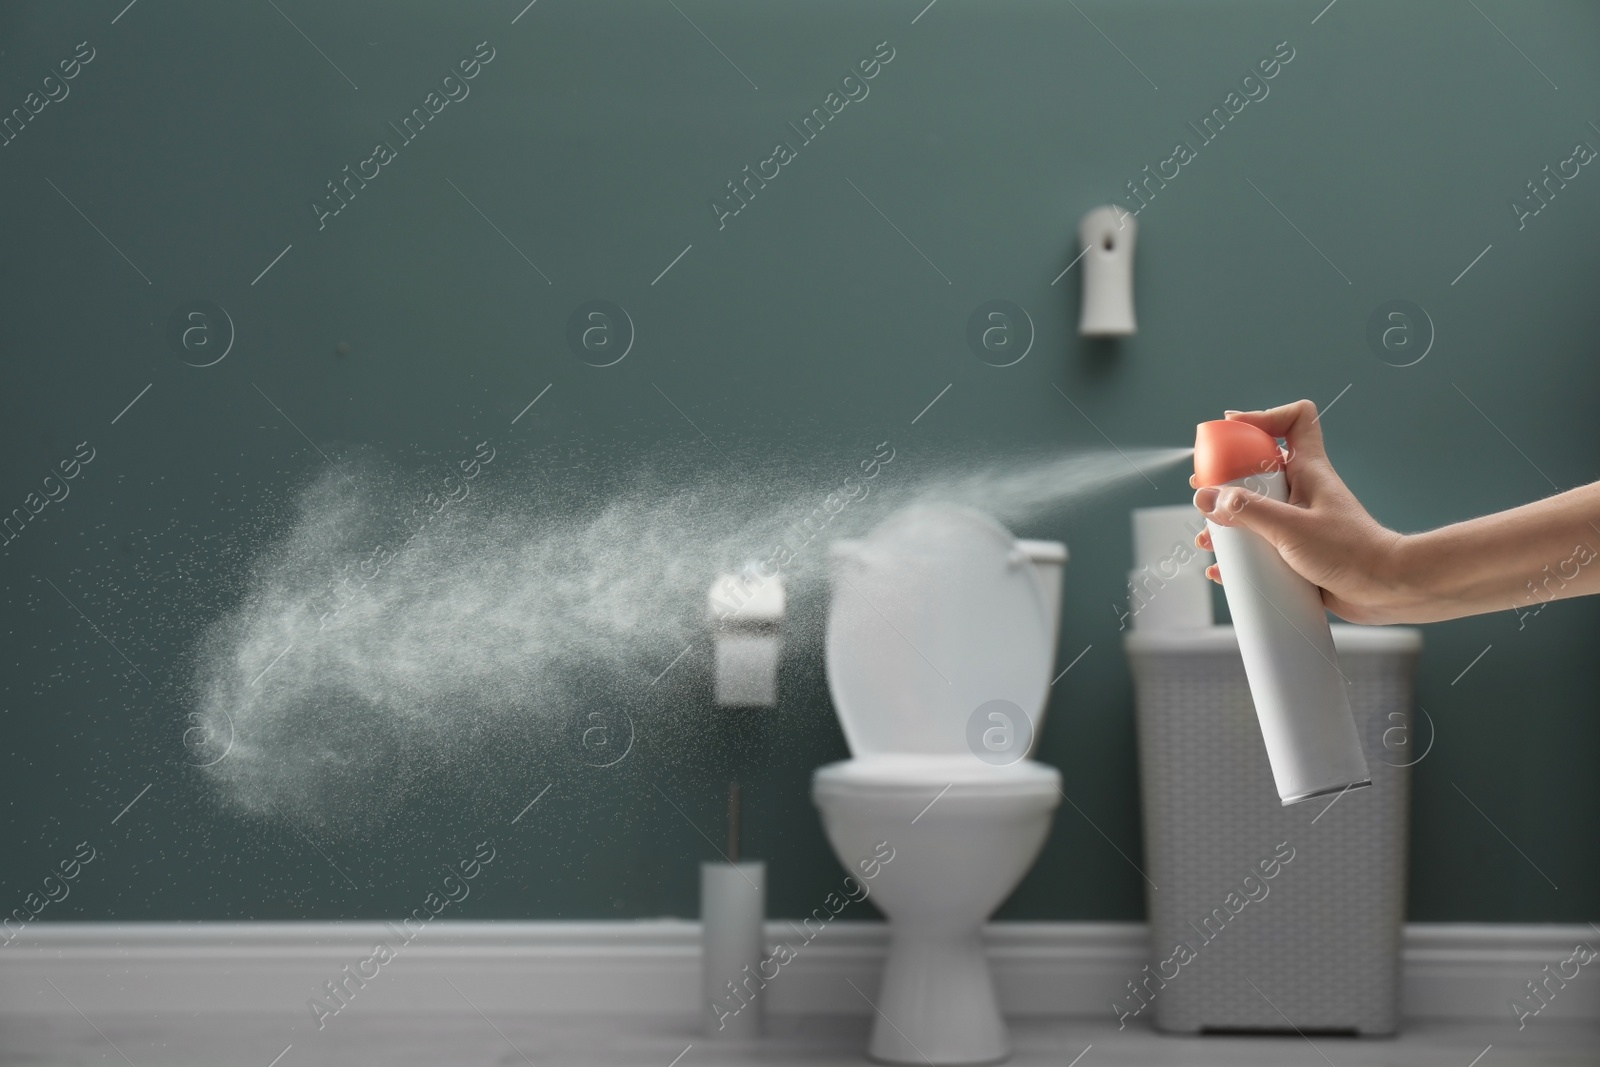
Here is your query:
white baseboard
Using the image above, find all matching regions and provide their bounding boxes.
[1,921,1594,1025]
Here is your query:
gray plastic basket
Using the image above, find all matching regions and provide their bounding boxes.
[1124,624,1422,1035]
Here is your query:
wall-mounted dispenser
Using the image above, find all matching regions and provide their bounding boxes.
[708,568,785,707]
[1078,205,1137,336]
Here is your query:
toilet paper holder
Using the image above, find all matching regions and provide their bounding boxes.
[708,567,785,707]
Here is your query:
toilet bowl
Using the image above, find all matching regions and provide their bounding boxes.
[812,505,1065,1065]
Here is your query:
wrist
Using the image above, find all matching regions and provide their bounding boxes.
[1385,528,1447,616]
[1389,525,1478,619]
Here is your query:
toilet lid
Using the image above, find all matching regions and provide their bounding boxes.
[826,505,1053,757]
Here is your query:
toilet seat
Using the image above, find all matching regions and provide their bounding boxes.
[826,505,1054,758]
[813,756,1061,800]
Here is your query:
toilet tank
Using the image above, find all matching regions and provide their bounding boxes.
[1016,539,1067,650]
[828,536,1068,650]
[829,538,1065,616]
[832,521,1068,764]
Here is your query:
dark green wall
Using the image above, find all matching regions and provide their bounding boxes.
[2,0,1595,925]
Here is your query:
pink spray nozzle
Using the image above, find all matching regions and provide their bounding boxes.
[1193,419,1283,488]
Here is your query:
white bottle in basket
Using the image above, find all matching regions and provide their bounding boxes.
[1194,419,1370,805]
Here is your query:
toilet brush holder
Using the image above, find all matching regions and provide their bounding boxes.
[700,860,766,1039]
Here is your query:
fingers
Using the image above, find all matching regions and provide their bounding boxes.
[1225,399,1326,462]
[1193,528,1213,552]
[1196,485,1313,549]
[1205,562,1221,584]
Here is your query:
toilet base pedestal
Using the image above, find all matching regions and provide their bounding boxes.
[869,927,1008,1066]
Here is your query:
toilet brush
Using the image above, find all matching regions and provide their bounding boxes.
[700,781,765,1038]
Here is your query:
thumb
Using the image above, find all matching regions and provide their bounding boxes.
[1198,486,1314,552]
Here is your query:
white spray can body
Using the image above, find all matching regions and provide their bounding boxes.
[1197,424,1370,805]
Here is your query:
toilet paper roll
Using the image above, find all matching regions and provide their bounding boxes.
[714,633,781,707]
[1132,504,1211,580]
[702,861,766,1039]
[1128,568,1214,631]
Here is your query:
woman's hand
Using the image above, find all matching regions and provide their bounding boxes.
[1190,399,1419,624]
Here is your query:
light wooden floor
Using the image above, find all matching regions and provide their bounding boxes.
[1,1012,1596,1067]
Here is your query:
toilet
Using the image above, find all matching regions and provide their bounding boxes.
[812,505,1065,1065]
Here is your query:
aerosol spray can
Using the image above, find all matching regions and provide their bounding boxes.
[1194,419,1370,805]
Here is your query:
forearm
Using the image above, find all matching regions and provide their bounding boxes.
[1396,481,1600,622]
